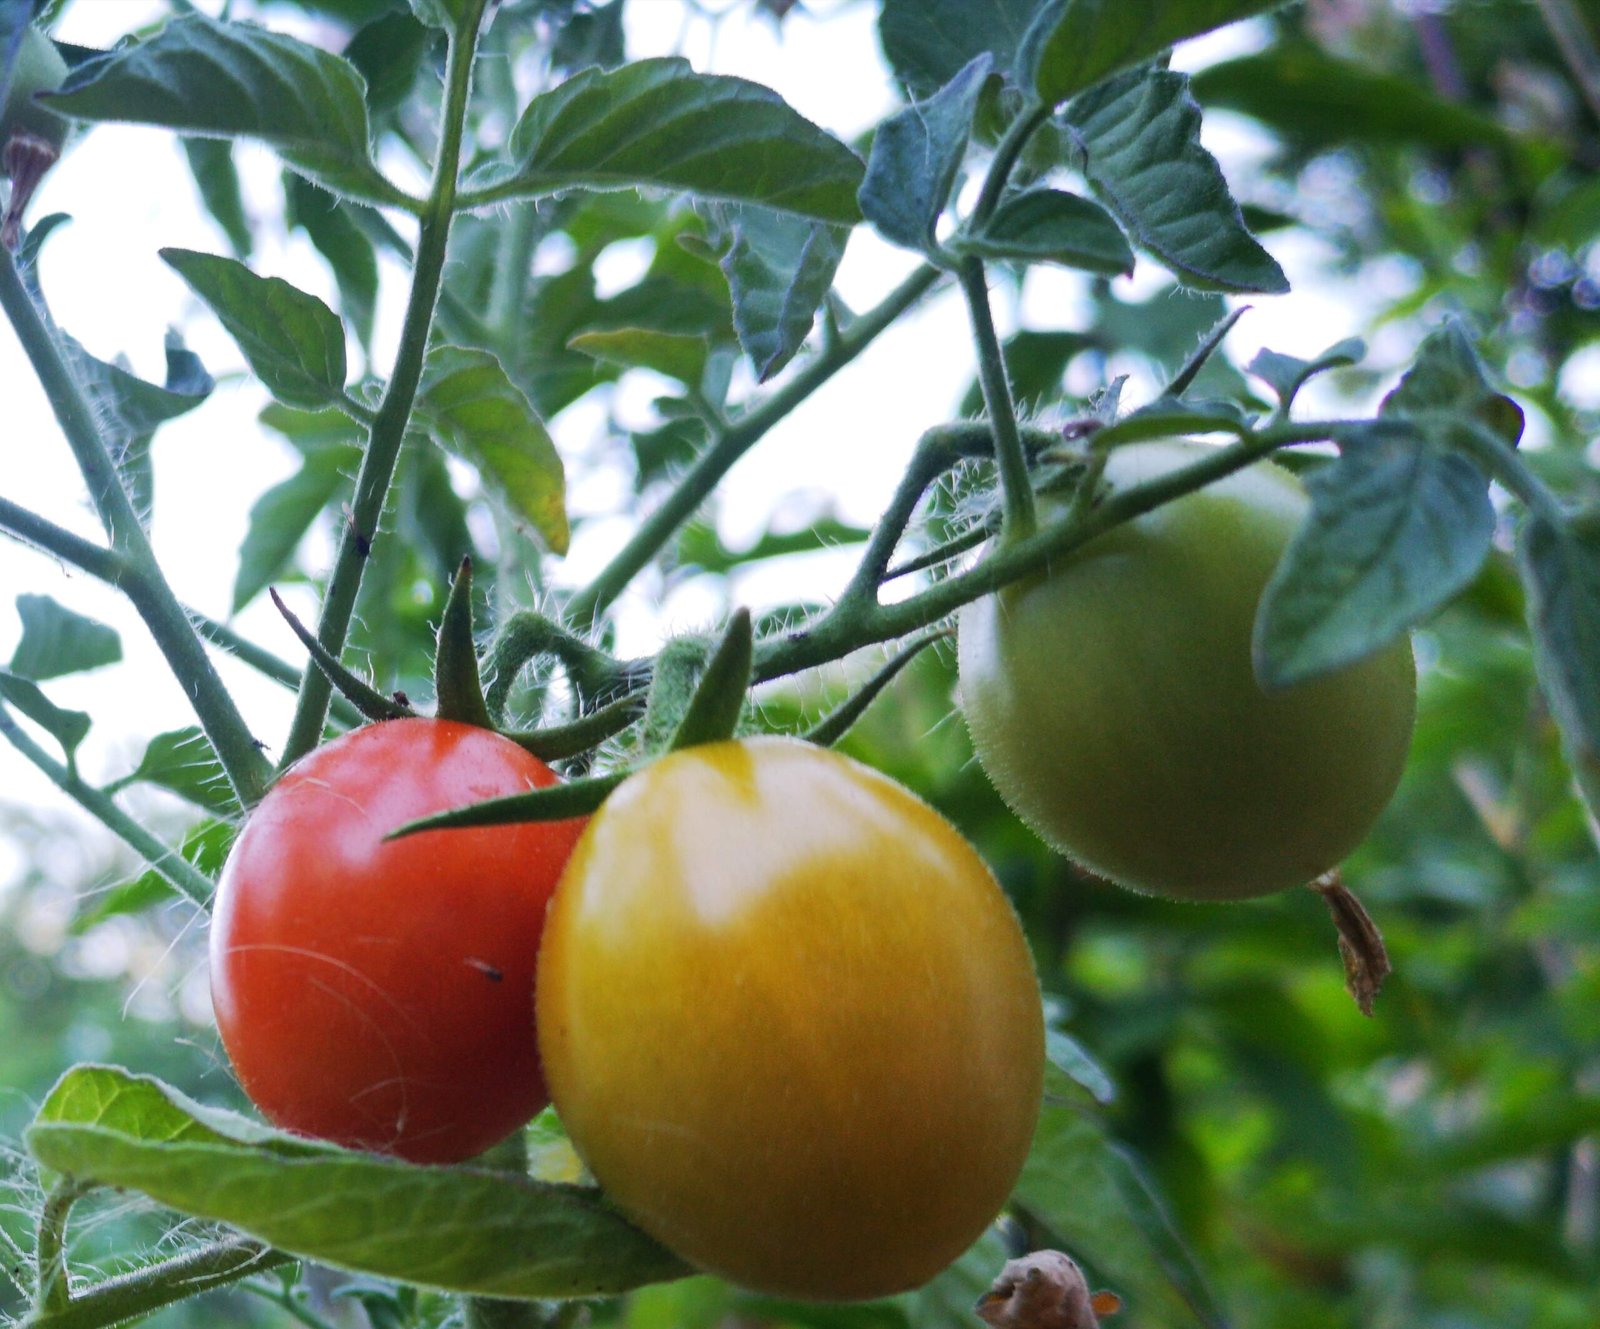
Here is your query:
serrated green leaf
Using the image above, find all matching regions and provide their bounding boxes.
[859,54,991,255]
[9,594,121,680]
[1253,420,1492,688]
[1016,1097,1229,1327]
[569,328,710,386]
[345,10,430,114]
[163,248,347,410]
[417,346,569,555]
[45,14,403,207]
[1517,514,1600,770]
[285,175,379,350]
[73,818,230,933]
[0,669,90,759]
[1092,396,1250,446]
[1247,337,1365,408]
[1045,1029,1117,1105]
[118,727,237,814]
[56,331,214,521]
[1023,0,1286,106]
[472,58,864,223]
[27,1065,692,1298]
[1193,44,1515,152]
[878,0,1038,96]
[1066,67,1288,294]
[706,203,847,382]
[182,137,252,257]
[961,187,1133,275]
[1381,322,1525,447]
[233,444,359,612]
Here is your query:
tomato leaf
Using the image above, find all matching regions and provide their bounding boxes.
[878,0,1038,96]
[1065,67,1288,294]
[1192,44,1517,153]
[0,669,91,761]
[108,726,237,814]
[163,248,346,411]
[416,346,569,556]
[182,137,252,258]
[959,187,1134,276]
[568,328,711,386]
[9,594,121,681]
[44,14,405,208]
[1247,337,1366,410]
[471,58,864,224]
[27,1065,691,1298]
[1254,420,1493,688]
[859,54,991,256]
[1015,1088,1230,1328]
[1092,396,1251,447]
[285,174,379,351]
[1516,513,1600,776]
[704,203,847,382]
[56,331,215,522]
[233,445,359,613]
[72,819,230,934]
[1022,0,1289,107]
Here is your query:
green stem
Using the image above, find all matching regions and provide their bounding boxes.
[958,256,1035,541]
[971,101,1051,226]
[566,263,944,627]
[1452,419,1569,526]
[237,1279,342,1329]
[752,424,1328,682]
[280,0,490,767]
[21,1240,290,1329]
[33,1179,86,1314]
[0,706,216,909]
[838,429,963,604]
[0,250,273,807]
[0,496,363,727]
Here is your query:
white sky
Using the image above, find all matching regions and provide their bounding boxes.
[1,0,1403,891]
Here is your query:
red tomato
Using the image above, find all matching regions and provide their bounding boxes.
[210,719,585,1164]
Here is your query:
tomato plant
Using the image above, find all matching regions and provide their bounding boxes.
[536,737,1045,1301]
[210,719,585,1164]
[958,441,1418,902]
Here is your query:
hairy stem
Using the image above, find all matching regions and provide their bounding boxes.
[33,1179,86,1314]
[280,0,490,766]
[565,263,944,627]
[0,251,273,806]
[0,495,363,727]
[0,706,216,909]
[958,257,1035,541]
[753,424,1331,682]
[971,101,1052,226]
[22,1239,290,1329]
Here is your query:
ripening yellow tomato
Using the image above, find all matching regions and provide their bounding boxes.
[536,737,1044,1301]
[958,441,1417,902]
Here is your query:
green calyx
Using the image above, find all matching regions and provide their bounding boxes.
[2,27,69,159]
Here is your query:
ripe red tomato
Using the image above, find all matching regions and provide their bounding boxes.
[958,441,1417,902]
[210,719,585,1164]
[536,737,1044,1300]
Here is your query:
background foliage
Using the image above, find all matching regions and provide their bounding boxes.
[3,0,1600,1327]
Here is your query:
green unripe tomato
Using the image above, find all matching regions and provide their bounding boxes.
[1,26,68,161]
[958,441,1416,902]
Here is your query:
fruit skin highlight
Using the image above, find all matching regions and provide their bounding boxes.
[958,441,1417,903]
[210,718,586,1165]
[537,737,1045,1301]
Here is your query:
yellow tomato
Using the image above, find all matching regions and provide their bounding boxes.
[536,737,1043,1301]
[958,441,1417,902]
